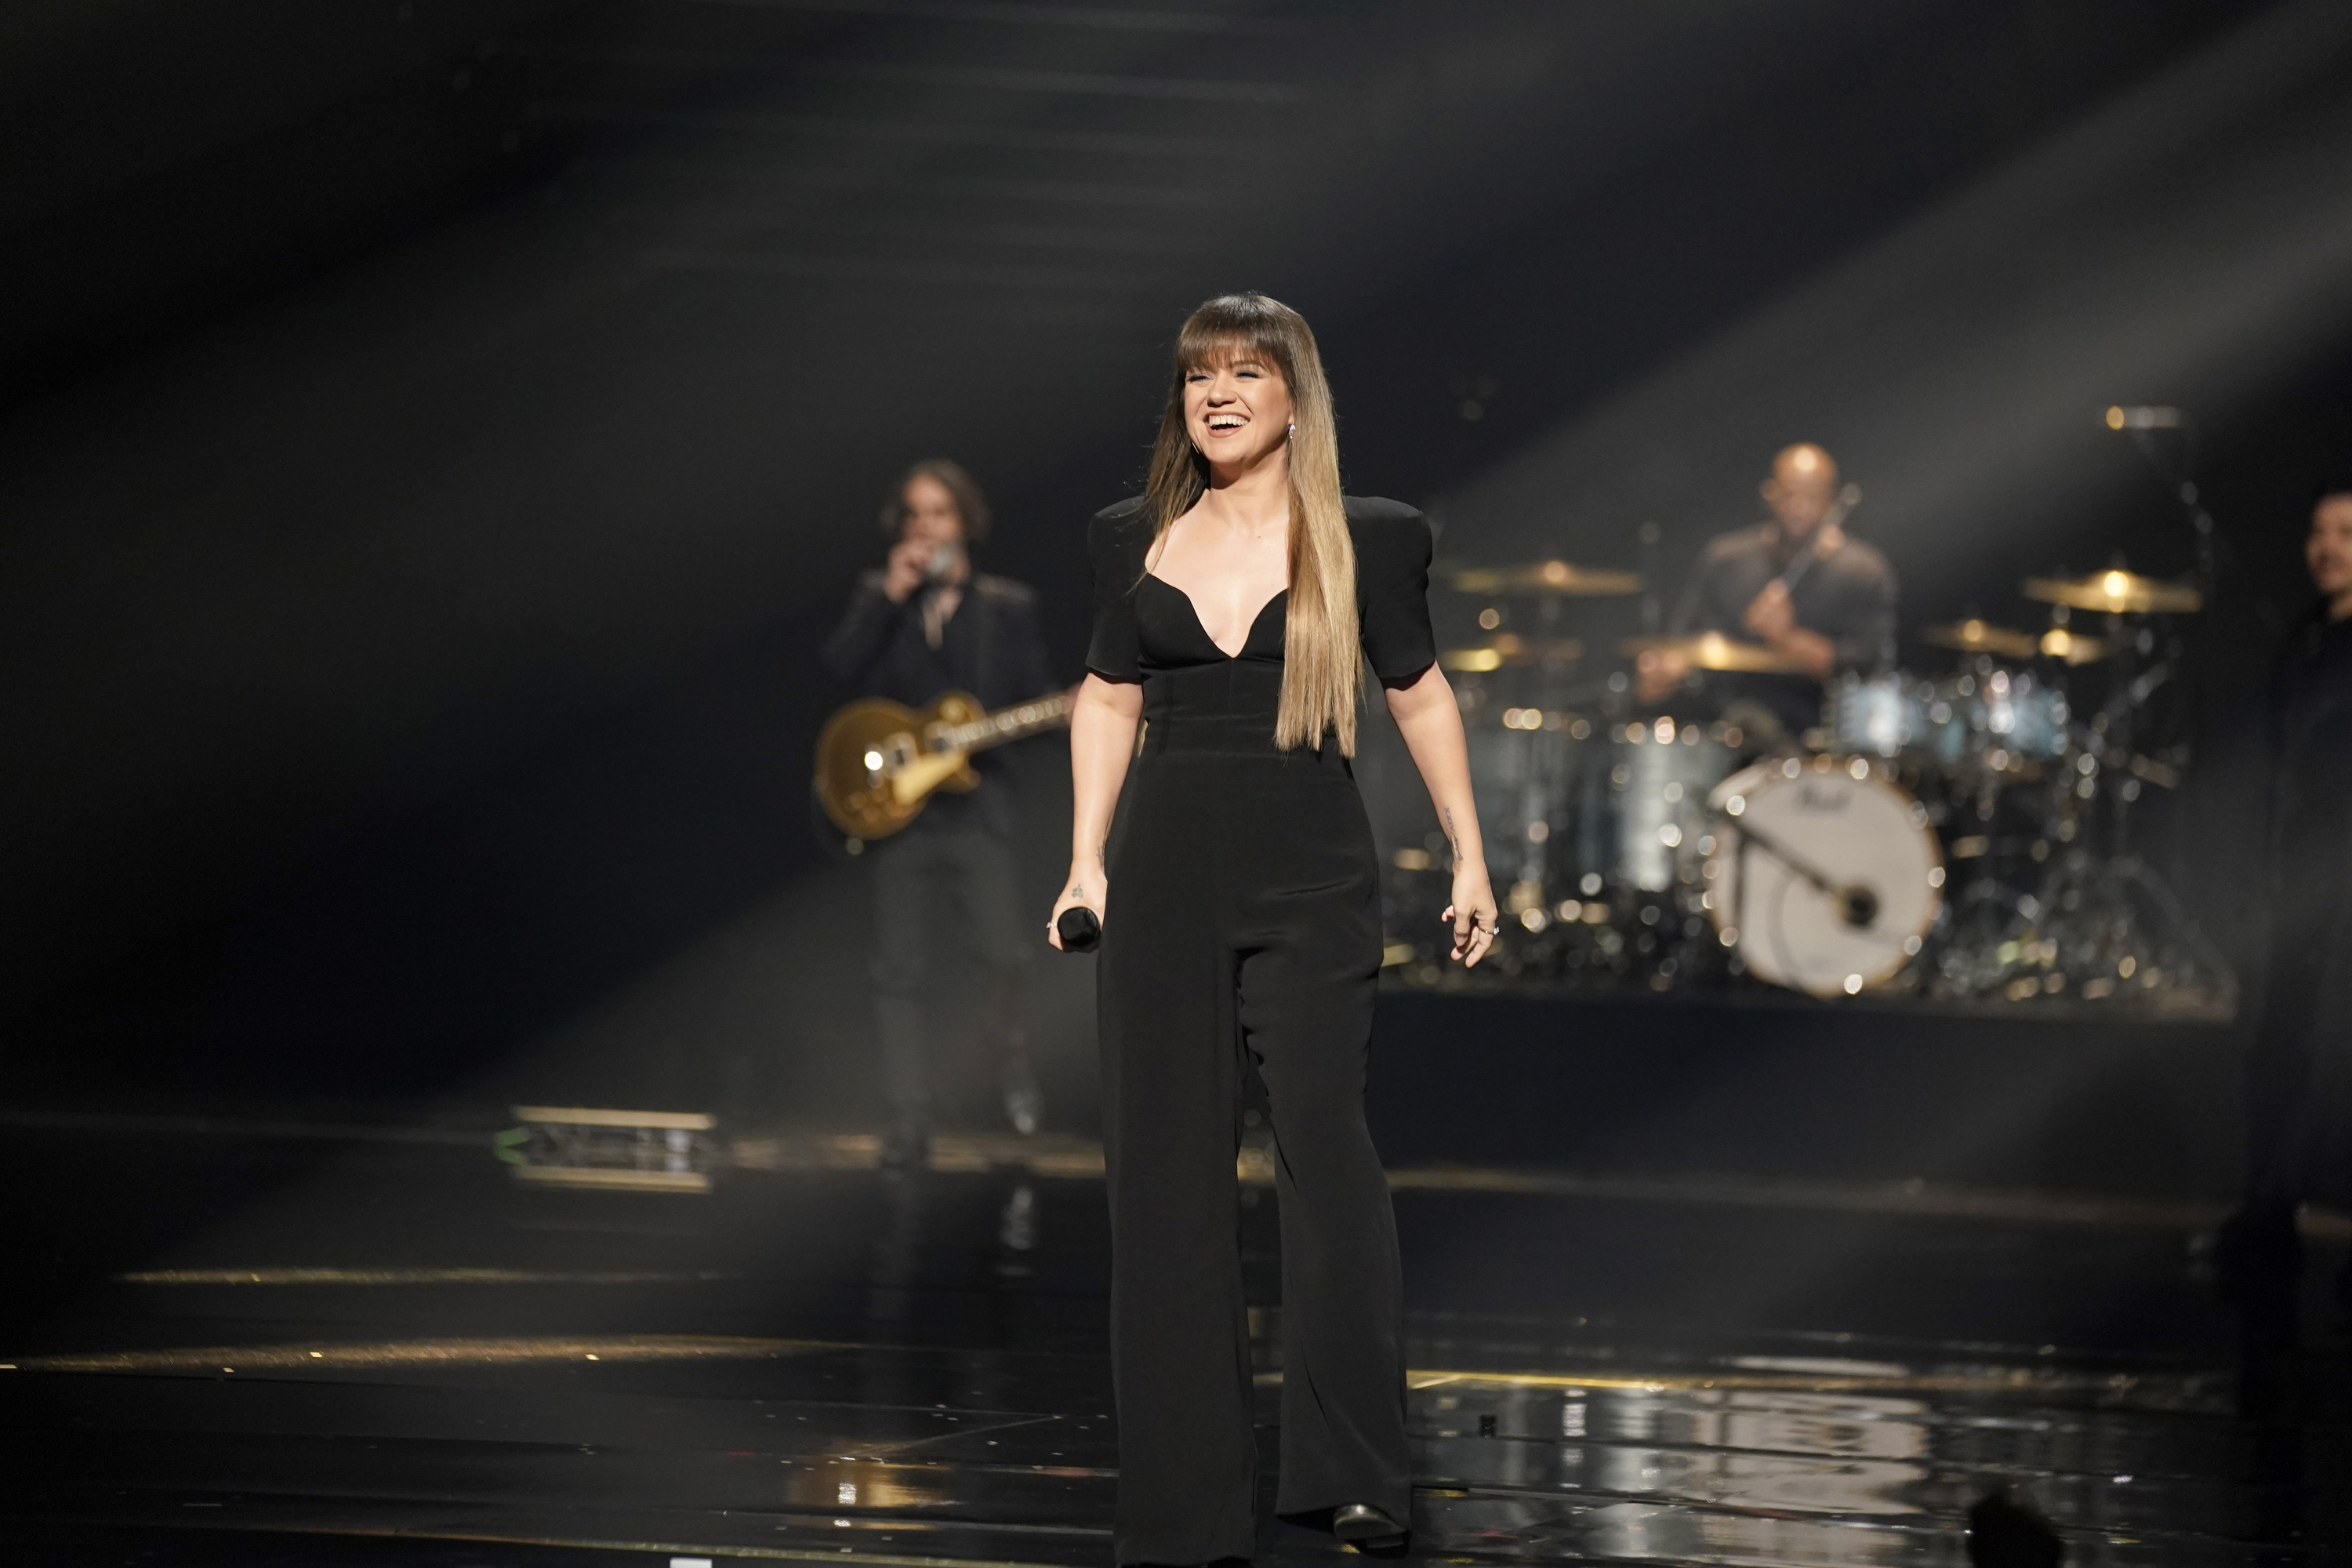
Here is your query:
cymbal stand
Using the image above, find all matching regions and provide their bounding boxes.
[2111,404,2217,774]
[2116,411,2217,603]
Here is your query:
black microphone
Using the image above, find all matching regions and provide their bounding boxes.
[1056,906,1102,954]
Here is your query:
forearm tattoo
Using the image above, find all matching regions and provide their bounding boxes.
[1067,844,1107,904]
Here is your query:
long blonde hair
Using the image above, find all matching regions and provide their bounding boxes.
[1143,292,1359,753]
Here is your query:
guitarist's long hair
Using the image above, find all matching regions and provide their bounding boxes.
[1142,292,1359,755]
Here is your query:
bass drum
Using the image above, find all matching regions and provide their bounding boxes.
[1704,756,1944,998]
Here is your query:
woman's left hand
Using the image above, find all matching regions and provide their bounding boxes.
[1440,862,1500,967]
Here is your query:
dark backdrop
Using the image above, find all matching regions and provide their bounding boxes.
[4,0,2344,1118]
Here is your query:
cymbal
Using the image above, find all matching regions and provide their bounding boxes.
[1924,619,2040,660]
[1439,634,1583,673]
[2023,570,2201,615]
[2037,626,2109,665]
[1621,632,1809,675]
[1449,560,1642,597]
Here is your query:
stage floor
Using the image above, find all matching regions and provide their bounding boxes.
[1,1112,2345,1566]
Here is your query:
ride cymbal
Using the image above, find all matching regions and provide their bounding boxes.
[1621,632,1809,674]
[2023,570,2201,615]
[1449,560,1642,597]
[1439,633,1584,673]
[1923,619,2039,660]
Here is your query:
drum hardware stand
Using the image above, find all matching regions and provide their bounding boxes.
[1636,521,1663,635]
[2104,401,2217,837]
[1500,593,1598,931]
[1944,573,2230,1011]
[2033,723,2229,1011]
[2008,843,2236,1013]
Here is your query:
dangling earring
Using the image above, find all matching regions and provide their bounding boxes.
[1287,421,1296,443]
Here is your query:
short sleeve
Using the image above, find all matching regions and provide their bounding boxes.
[1085,500,1148,683]
[1826,543,1899,674]
[1348,498,1437,684]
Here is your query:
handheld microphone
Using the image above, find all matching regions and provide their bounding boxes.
[2104,405,2183,430]
[921,539,967,583]
[1056,906,1102,954]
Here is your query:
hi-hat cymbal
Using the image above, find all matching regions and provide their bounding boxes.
[1924,619,2040,659]
[2037,626,2109,665]
[2023,570,2201,614]
[1439,633,1584,673]
[1449,560,1642,597]
[1621,632,1809,674]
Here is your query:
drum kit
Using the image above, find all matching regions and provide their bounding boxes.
[1390,558,2234,1012]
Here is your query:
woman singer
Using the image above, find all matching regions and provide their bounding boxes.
[1049,292,1498,1565]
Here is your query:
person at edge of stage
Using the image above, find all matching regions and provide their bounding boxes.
[2214,477,2352,1321]
[1048,292,1499,1566]
[822,459,1054,1169]
[1637,441,1898,740]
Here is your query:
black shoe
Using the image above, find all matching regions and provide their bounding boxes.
[1332,1504,1407,1558]
[2212,1203,2300,1304]
[878,1120,931,1170]
[1966,1490,2062,1568]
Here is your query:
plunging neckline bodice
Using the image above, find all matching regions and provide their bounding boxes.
[1087,495,1439,717]
[1142,573,1289,662]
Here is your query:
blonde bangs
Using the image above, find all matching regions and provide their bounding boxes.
[1144,293,1360,754]
[1172,321,1272,379]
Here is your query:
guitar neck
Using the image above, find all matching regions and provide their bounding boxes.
[942,691,1073,753]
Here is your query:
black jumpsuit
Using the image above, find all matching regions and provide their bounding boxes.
[1084,495,1436,1566]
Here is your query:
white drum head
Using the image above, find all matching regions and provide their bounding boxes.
[1706,758,1942,999]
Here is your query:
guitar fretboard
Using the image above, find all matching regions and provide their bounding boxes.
[938,691,1073,753]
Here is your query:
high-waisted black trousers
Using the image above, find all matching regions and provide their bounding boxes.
[1098,735,1409,1566]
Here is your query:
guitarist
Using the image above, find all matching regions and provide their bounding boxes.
[822,459,1054,1166]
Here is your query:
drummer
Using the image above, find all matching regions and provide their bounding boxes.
[1638,441,1898,739]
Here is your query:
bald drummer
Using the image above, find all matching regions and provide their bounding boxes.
[1638,442,1898,733]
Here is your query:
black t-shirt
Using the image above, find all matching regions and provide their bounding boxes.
[1668,522,1899,670]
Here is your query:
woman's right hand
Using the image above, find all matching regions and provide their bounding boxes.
[1048,858,1106,951]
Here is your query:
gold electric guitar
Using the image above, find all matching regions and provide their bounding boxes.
[815,689,1072,842]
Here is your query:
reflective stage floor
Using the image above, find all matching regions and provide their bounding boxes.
[2,1112,2346,1566]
